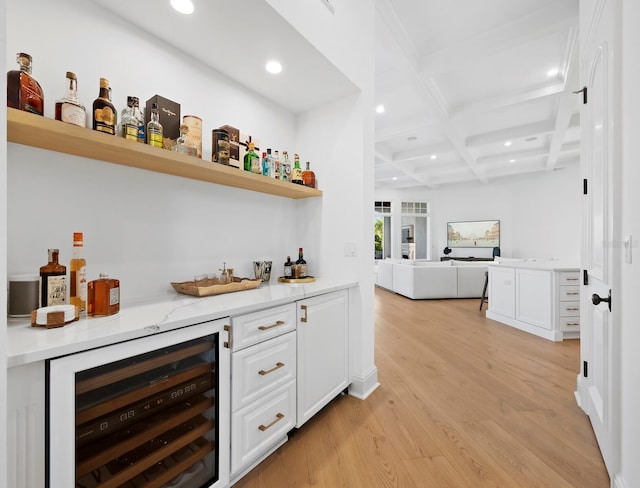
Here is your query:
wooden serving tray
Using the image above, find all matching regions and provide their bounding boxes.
[171,277,261,297]
[277,276,316,283]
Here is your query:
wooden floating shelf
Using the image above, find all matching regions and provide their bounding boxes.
[7,108,322,199]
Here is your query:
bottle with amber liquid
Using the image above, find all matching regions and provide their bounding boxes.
[294,248,307,279]
[92,77,116,135]
[292,153,304,185]
[88,274,120,316]
[7,52,44,115]
[69,232,87,311]
[40,249,67,307]
[302,161,316,188]
[55,71,86,127]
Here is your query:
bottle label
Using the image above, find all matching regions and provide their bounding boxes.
[284,265,292,278]
[124,124,138,141]
[46,275,67,305]
[251,155,261,174]
[292,167,303,182]
[95,106,115,126]
[138,124,146,143]
[148,130,163,147]
[110,287,120,306]
[61,104,86,127]
[298,264,307,277]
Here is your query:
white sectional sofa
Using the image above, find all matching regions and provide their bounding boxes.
[376,259,489,300]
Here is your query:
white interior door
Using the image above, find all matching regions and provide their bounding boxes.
[579,0,620,476]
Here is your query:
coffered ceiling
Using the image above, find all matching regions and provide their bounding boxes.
[375,0,581,189]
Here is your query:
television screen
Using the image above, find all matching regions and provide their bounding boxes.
[447,220,500,248]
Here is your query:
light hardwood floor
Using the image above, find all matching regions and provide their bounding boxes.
[233,287,609,487]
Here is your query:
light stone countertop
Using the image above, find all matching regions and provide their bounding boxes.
[488,260,579,271]
[6,278,357,368]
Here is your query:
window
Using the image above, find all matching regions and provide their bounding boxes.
[401,201,429,260]
[374,201,391,260]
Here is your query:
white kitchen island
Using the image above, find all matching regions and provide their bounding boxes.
[486,260,580,341]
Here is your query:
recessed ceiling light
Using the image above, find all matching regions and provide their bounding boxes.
[265,60,283,74]
[170,0,194,14]
[392,177,398,181]
[407,136,417,142]
[504,141,512,147]
[376,105,385,114]
[547,68,559,77]
[509,159,516,163]
[430,154,437,160]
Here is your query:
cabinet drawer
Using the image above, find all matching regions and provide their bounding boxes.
[559,286,580,301]
[560,317,581,329]
[232,331,296,411]
[231,304,296,351]
[559,272,581,285]
[231,381,296,474]
[559,302,580,316]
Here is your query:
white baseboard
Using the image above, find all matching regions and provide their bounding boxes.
[348,366,379,400]
[613,473,629,488]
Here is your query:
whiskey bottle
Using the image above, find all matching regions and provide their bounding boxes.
[92,78,116,135]
[302,161,316,188]
[120,96,139,141]
[294,248,307,279]
[40,249,67,307]
[54,71,86,127]
[274,150,281,179]
[88,274,120,316]
[69,232,87,311]
[244,141,259,172]
[172,124,197,156]
[284,256,293,279]
[280,151,291,182]
[147,103,163,148]
[292,153,304,185]
[7,52,44,115]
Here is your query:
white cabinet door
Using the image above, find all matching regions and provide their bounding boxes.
[488,266,516,317]
[296,290,349,428]
[515,269,553,329]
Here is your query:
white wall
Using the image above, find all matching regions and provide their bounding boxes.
[620,1,640,486]
[375,164,581,263]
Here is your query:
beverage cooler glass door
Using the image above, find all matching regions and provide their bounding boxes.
[47,319,230,488]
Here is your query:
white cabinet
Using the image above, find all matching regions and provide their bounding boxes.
[296,289,349,428]
[486,263,580,341]
[229,304,297,478]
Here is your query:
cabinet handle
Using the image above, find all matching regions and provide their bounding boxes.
[258,320,285,331]
[566,277,579,281]
[258,412,285,431]
[566,292,580,296]
[567,322,580,326]
[566,307,579,311]
[300,305,308,323]
[224,325,232,349]
[259,362,285,376]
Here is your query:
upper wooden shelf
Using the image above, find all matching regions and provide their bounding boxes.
[6,108,322,199]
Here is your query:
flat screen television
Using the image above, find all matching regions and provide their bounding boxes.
[447,220,500,248]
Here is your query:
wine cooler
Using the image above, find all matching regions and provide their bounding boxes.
[47,320,230,488]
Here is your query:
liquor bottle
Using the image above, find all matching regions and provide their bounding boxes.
[284,256,293,279]
[92,78,116,135]
[269,149,276,178]
[39,249,67,307]
[302,161,316,188]
[54,71,86,127]
[172,124,197,156]
[7,52,44,115]
[120,96,139,141]
[292,153,304,185]
[263,149,273,176]
[147,103,163,148]
[244,141,259,172]
[69,232,87,311]
[124,96,146,143]
[88,273,120,316]
[280,151,291,182]
[274,150,281,179]
[294,248,307,279]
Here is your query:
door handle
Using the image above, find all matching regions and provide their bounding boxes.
[591,290,611,312]
[300,305,308,323]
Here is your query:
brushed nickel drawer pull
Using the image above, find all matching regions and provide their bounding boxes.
[259,362,285,376]
[258,412,285,431]
[258,320,285,331]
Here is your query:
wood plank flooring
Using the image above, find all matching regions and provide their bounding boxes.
[233,287,609,487]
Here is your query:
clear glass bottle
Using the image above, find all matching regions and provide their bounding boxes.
[280,151,291,182]
[292,153,304,185]
[244,141,259,172]
[274,150,281,179]
[120,96,139,141]
[55,71,86,127]
[147,102,163,148]
[92,77,116,135]
[69,232,87,311]
[173,124,197,156]
[7,52,44,115]
[302,161,316,188]
[88,273,120,316]
[40,248,67,307]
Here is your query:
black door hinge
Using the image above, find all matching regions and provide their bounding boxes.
[583,269,589,286]
[583,179,588,195]
[574,86,588,104]
[583,361,589,378]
